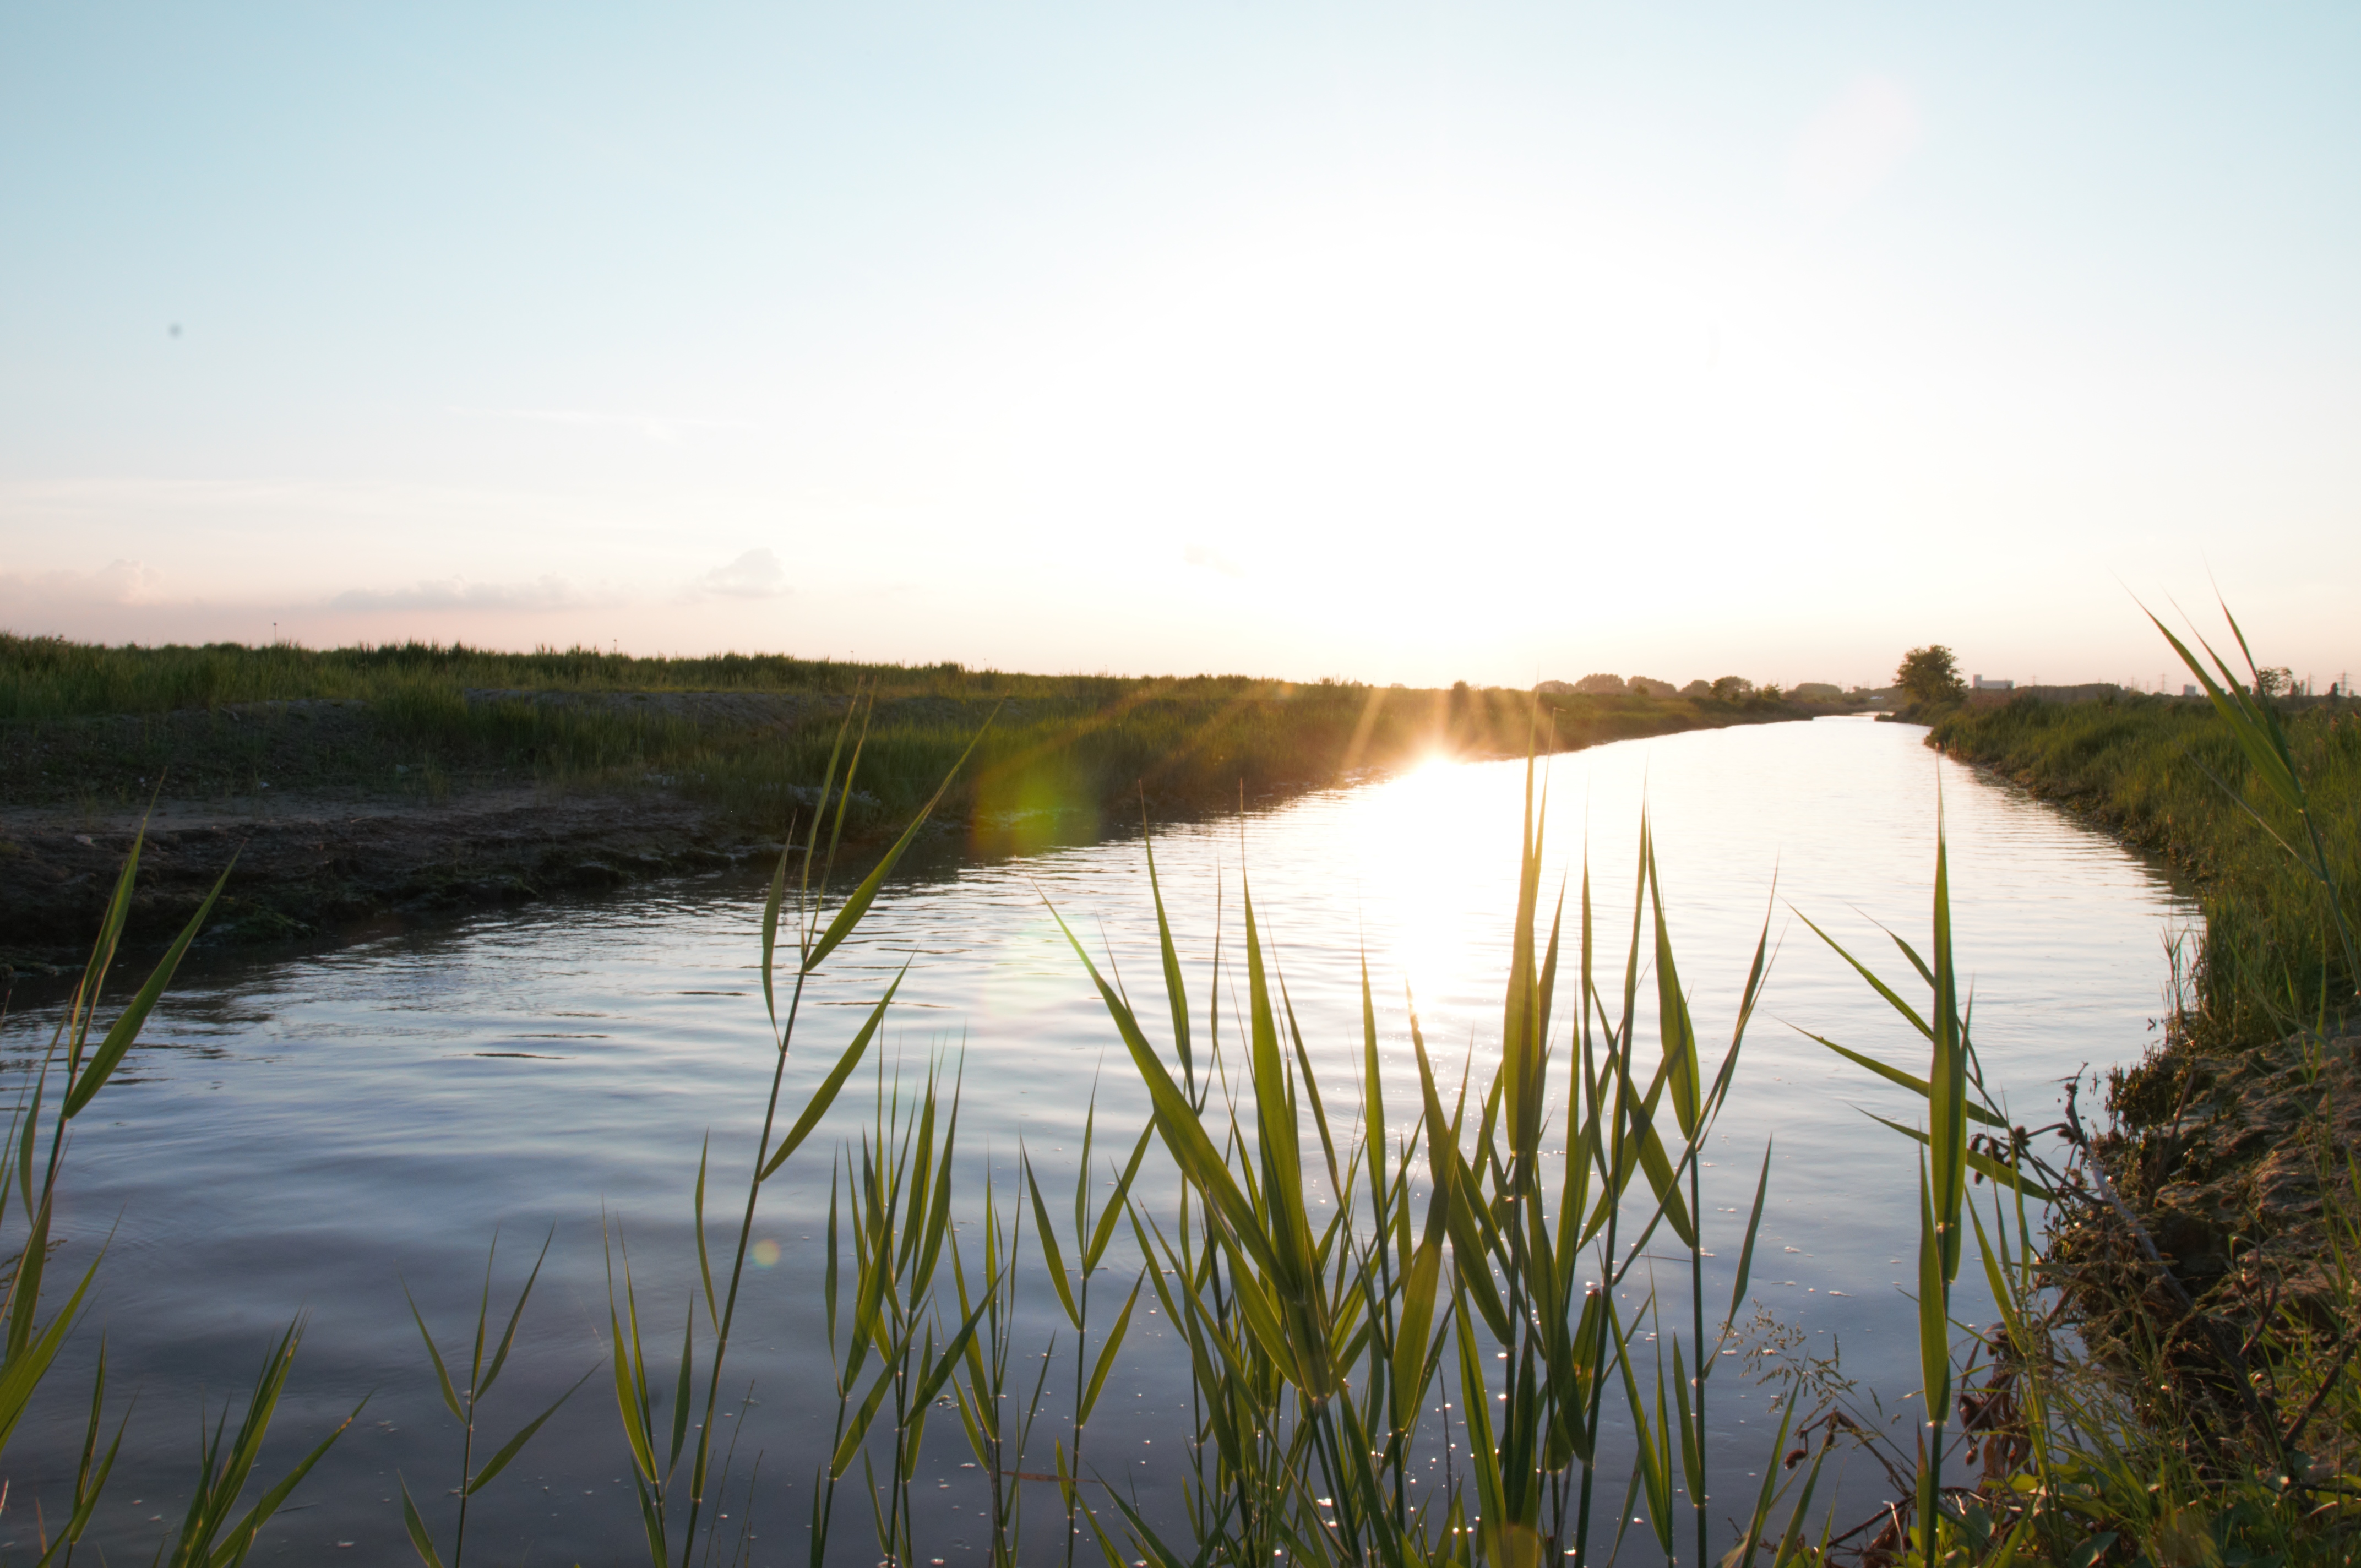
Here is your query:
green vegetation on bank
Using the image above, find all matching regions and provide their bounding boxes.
[1918,618,2361,1562]
[1930,687,2359,1047]
[0,634,1814,838]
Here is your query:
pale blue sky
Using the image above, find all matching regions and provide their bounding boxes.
[3,3,2355,688]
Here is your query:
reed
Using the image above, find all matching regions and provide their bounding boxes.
[0,823,357,1564]
[398,1231,589,1568]
[1021,745,1792,1567]
[596,692,993,1567]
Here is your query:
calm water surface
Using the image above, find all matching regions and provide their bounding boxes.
[3,718,2193,1562]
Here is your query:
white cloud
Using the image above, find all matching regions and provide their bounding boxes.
[1786,76,1922,214]
[687,548,789,600]
[449,407,753,445]
[328,575,593,613]
[1182,543,1246,580]
[0,558,162,610]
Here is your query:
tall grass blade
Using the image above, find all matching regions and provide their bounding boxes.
[758,967,910,1180]
[64,862,233,1119]
[465,1368,594,1495]
[1797,1032,2008,1128]
[1078,1274,1143,1425]
[401,1479,450,1568]
[802,714,995,973]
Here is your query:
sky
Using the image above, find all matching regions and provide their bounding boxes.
[2,3,2357,691]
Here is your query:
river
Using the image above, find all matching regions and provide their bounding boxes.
[1,716,2194,1563]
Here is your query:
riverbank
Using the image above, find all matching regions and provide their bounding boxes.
[0,636,1834,981]
[1929,690,2358,1048]
[1931,690,2361,1493]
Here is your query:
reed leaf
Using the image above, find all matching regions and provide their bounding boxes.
[758,966,909,1180]
[1864,1113,2056,1200]
[1143,821,1194,1088]
[0,1260,94,1452]
[1798,1032,2009,1128]
[1025,1157,1084,1331]
[402,1283,468,1425]
[830,1352,906,1478]
[400,1478,449,1568]
[1084,1125,1156,1275]
[465,1368,594,1495]
[1079,1273,1144,1425]
[1726,1139,1775,1332]
[1048,902,1279,1279]
[802,712,994,973]
[64,861,232,1120]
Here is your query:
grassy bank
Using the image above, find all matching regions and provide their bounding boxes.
[1930,691,2361,1048]
[1,634,1814,840]
[1927,676,2361,1561]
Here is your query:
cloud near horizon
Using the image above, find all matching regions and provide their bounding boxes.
[0,559,163,611]
[328,575,597,613]
[1182,543,1245,580]
[685,548,789,600]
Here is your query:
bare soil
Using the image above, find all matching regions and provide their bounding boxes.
[0,783,790,989]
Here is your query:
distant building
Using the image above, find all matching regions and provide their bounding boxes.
[1971,675,2014,691]
[2184,685,2201,697]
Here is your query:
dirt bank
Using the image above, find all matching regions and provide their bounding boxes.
[2101,1023,2361,1316]
[0,785,792,988]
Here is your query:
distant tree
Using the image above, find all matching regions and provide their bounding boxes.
[1709,675,1754,702]
[1790,682,1843,703]
[1629,677,1677,698]
[1896,646,1967,706]
[1679,679,1712,699]
[1573,672,1626,695]
[1756,682,1785,703]
[2256,667,2294,698]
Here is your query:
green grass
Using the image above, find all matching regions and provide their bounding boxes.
[0,634,1807,839]
[1930,692,2361,1048]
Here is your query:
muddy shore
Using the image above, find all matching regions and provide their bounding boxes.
[0,785,798,988]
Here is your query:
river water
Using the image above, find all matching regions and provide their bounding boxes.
[1,717,2193,1564]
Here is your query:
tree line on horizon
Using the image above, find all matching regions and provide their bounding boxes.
[1548,670,1876,705]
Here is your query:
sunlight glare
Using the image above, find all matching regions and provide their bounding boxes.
[1351,753,1504,1023]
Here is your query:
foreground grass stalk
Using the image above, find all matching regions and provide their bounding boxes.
[607,698,991,1565]
[950,1164,1051,1568]
[0,826,350,1559]
[1041,733,1791,1568]
[164,1319,364,1567]
[400,1231,586,1568]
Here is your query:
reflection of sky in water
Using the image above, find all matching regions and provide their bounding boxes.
[0,718,2193,1564]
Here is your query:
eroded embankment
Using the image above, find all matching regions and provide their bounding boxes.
[0,787,792,985]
